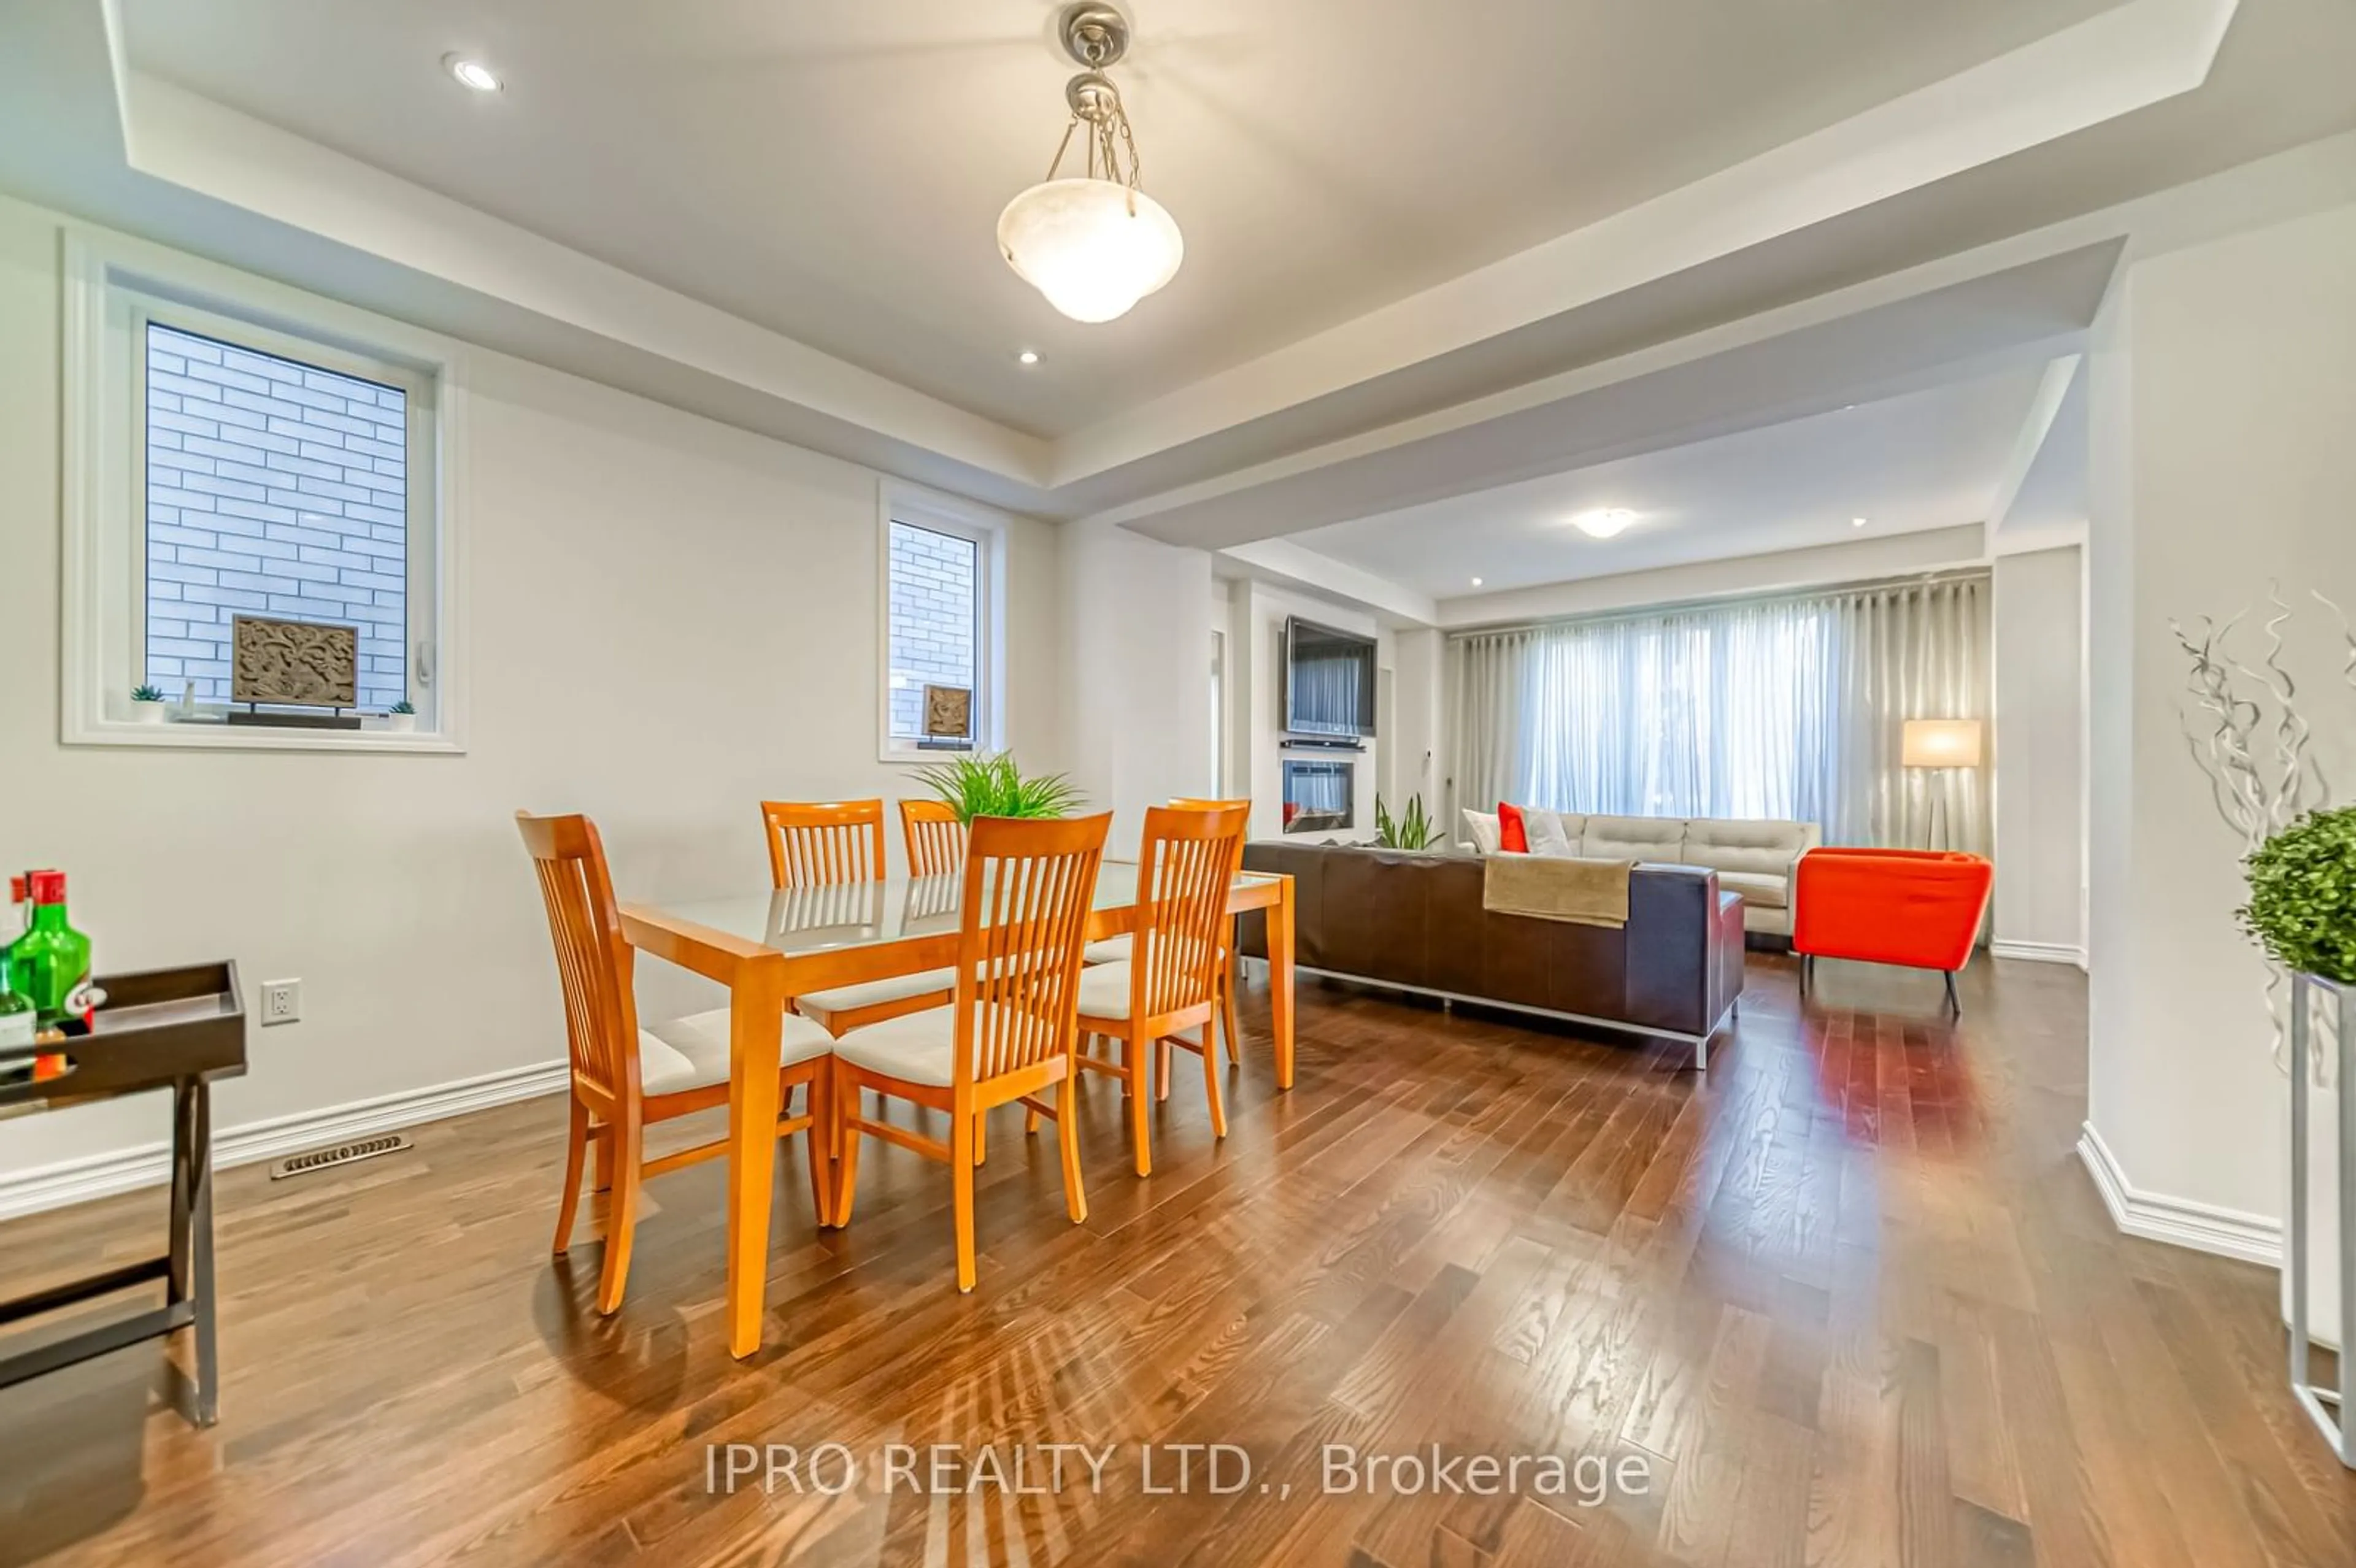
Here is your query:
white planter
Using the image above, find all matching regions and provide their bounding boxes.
[384,712,417,733]
[131,703,168,724]
[2288,1082,2342,1350]
[2286,973,2352,1464]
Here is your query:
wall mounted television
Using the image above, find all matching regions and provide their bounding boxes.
[1283,616,1377,740]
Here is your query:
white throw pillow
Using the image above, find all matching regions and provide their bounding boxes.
[1525,808,1576,859]
[1461,809,1501,855]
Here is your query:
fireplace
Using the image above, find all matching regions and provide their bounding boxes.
[1282,758,1354,835]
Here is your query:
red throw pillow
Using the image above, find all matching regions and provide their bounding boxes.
[1497,801,1529,853]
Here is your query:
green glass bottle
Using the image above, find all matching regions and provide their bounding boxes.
[10,871,93,1032]
[0,959,31,1055]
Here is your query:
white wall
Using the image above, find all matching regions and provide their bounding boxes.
[1058,521,1215,853]
[1234,580,1380,842]
[1992,545,2086,960]
[0,196,1065,1192]
[2085,199,2356,1253]
[1387,628,1444,818]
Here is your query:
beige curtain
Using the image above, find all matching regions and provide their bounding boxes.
[1446,574,1990,852]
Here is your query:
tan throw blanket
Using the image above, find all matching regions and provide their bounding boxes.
[1482,853,1636,928]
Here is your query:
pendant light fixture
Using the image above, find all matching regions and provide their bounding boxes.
[998,4,1182,323]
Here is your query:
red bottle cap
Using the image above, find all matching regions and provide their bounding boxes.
[27,871,66,905]
[6,876,21,903]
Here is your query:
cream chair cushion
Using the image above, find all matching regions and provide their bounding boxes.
[794,968,958,1023]
[1082,935,1133,965]
[639,1006,834,1097]
[1076,961,1138,1020]
[830,1003,1045,1088]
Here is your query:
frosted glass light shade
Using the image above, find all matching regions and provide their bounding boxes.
[997,177,1183,323]
[1903,718,1984,768]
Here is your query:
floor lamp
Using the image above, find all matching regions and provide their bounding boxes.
[1902,718,1983,850]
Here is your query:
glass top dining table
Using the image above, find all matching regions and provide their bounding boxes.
[616,856,1298,1361]
[650,863,1285,959]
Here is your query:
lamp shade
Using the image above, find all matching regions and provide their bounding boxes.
[1903,718,1984,769]
[998,177,1183,323]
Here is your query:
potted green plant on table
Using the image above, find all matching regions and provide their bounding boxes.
[915,753,1082,823]
[130,685,169,724]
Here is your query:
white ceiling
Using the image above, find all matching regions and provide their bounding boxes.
[120,0,2116,437]
[1292,367,2050,598]
[1,0,2349,555]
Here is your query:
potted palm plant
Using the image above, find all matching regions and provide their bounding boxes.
[1372,793,1444,851]
[915,753,1082,823]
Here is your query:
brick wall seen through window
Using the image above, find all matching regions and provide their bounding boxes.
[143,322,409,711]
[886,520,979,742]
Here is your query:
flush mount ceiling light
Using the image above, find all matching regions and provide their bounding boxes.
[997,4,1182,324]
[443,55,502,92]
[1017,350,1041,365]
[1571,508,1637,539]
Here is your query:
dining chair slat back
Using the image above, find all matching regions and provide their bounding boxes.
[1136,805,1251,1020]
[515,811,639,1107]
[958,814,1111,1086]
[899,797,967,877]
[762,799,888,888]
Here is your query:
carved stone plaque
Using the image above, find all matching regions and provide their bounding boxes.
[231,615,358,708]
[923,684,973,740]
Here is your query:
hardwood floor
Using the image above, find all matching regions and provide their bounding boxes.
[2,955,2352,1566]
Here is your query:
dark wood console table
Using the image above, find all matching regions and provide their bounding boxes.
[0,963,245,1426]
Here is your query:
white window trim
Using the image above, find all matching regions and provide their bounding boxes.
[877,482,1007,765]
[61,228,469,755]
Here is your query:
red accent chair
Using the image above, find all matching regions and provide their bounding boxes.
[1792,847,1994,1014]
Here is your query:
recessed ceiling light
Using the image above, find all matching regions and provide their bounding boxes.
[1852,516,1869,528]
[1842,404,1857,411]
[1571,508,1636,539]
[1017,350,1041,366]
[1471,576,1484,587]
[444,55,502,92]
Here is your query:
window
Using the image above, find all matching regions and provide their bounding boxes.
[878,494,1001,760]
[63,233,463,751]
[142,323,412,712]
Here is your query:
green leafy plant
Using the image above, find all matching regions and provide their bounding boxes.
[389,699,415,715]
[2241,805,2356,984]
[131,684,166,703]
[916,752,1083,824]
[1372,792,1444,851]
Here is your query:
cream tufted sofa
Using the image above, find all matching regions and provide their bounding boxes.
[1463,810,1820,936]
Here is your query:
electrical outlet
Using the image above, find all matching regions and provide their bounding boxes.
[260,978,301,1026]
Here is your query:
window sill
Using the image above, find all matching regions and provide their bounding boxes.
[64,716,466,755]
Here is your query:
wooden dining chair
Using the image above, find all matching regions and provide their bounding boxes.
[899,797,966,877]
[1084,796,1250,1066]
[828,812,1111,1291]
[761,797,887,886]
[761,798,955,1036]
[517,811,834,1313]
[1065,804,1250,1177]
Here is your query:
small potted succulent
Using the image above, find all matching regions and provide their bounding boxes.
[385,699,417,734]
[131,684,169,724]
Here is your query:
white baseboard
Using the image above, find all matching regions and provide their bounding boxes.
[1992,939,2087,966]
[2076,1120,2281,1268]
[0,1058,568,1222]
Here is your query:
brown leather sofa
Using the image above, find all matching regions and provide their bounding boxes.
[1236,842,1744,1066]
